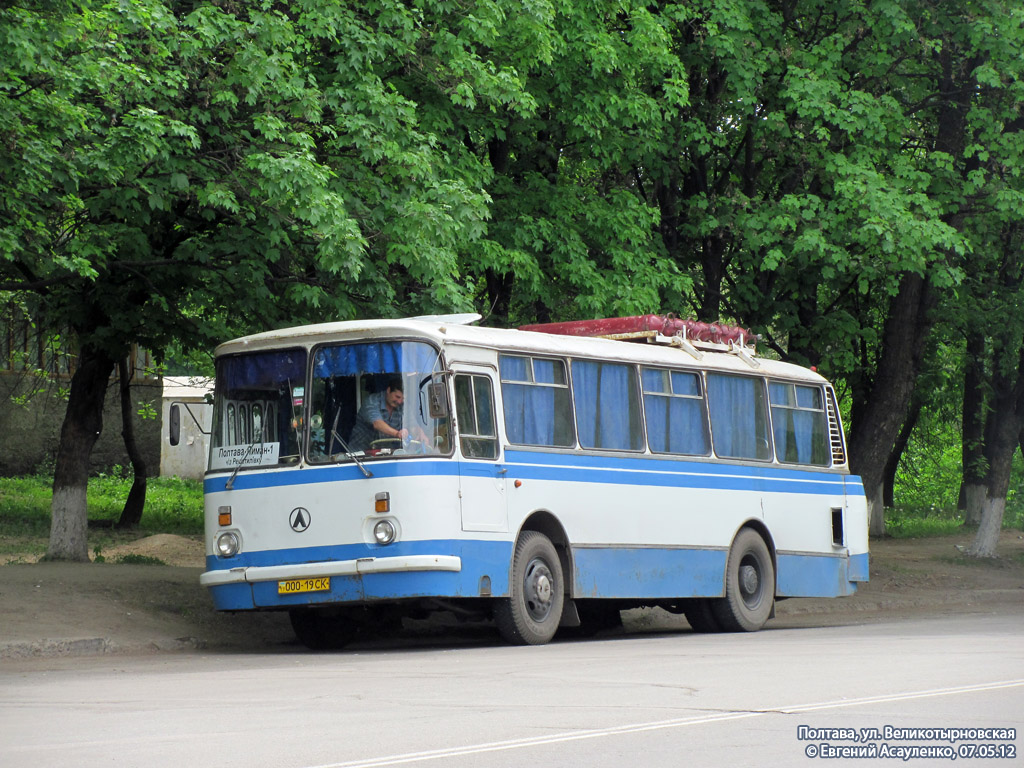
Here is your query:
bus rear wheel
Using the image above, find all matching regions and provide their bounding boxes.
[711,528,774,632]
[495,531,564,645]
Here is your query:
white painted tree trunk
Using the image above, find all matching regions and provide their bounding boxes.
[866,482,886,538]
[963,483,987,526]
[966,496,1005,558]
[47,485,90,562]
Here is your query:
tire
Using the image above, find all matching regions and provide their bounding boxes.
[711,528,774,632]
[289,608,358,650]
[682,598,722,633]
[495,531,564,645]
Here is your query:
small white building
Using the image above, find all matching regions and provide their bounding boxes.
[160,376,214,480]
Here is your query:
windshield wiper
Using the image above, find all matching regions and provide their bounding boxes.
[327,409,373,478]
[225,433,262,490]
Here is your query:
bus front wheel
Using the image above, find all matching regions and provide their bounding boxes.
[683,599,722,633]
[289,608,358,650]
[712,528,774,632]
[495,531,564,645]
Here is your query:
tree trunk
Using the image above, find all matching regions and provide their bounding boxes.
[960,333,987,525]
[865,484,885,540]
[882,400,920,508]
[47,345,116,561]
[847,272,936,538]
[967,497,1006,558]
[962,484,988,527]
[116,356,148,529]
[967,343,1024,557]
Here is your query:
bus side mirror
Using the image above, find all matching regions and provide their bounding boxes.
[427,382,448,419]
[169,404,181,446]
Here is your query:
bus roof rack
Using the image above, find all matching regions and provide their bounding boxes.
[518,315,759,365]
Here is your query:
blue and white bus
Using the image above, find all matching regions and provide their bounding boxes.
[200,314,868,647]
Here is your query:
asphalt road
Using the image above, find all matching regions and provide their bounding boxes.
[1,613,1022,768]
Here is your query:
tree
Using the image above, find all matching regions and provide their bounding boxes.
[615,1,966,535]
[432,3,695,324]
[2,0,525,559]
[960,227,1024,556]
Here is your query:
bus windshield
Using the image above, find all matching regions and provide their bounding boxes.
[209,348,308,470]
[307,339,451,462]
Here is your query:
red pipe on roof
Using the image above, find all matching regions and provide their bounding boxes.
[518,315,756,346]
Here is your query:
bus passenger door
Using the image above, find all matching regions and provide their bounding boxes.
[453,368,508,532]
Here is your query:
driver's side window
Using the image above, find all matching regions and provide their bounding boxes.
[455,374,498,460]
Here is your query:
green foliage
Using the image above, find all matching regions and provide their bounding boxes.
[892,407,963,512]
[3,0,1024,556]
[2,0,520,359]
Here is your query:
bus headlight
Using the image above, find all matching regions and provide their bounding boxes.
[217,531,240,558]
[373,519,397,545]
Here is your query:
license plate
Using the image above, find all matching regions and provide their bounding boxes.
[278,577,331,595]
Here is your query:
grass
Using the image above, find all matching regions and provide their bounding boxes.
[886,501,1024,539]
[886,506,965,538]
[0,472,203,539]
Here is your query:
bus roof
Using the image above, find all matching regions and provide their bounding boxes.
[214,316,829,383]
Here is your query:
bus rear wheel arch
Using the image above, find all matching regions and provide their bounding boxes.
[711,527,775,632]
[495,531,565,645]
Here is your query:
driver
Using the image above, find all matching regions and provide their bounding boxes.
[348,377,428,451]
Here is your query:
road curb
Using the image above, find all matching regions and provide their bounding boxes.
[0,637,115,659]
[0,635,209,660]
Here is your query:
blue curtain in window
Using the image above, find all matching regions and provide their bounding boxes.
[221,350,306,389]
[573,361,638,450]
[312,342,437,378]
[645,396,708,454]
[502,383,556,445]
[708,374,762,459]
[773,408,820,464]
[792,410,817,462]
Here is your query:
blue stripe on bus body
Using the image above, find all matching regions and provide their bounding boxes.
[204,539,864,611]
[572,547,863,600]
[206,453,860,497]
[571,546,728,599]
[204,461,461,493]
[848,552,869,582]
[777,551,863,597]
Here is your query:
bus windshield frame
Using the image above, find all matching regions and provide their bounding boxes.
[306,338,452,464]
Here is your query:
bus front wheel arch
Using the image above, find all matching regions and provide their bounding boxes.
[711,527,775,632]
[495,531,565,645]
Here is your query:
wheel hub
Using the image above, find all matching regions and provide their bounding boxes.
[524,558,554,620]
[740,563,760,598]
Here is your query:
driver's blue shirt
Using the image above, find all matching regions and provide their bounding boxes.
[348,391,403,451]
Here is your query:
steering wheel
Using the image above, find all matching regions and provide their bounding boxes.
[371,437,430,454]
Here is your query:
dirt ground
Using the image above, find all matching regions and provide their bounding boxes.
[0,530,1022,658]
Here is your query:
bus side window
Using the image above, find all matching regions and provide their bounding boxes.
[499,355,575,447]
[571,359,644,451]
[768,382,829,466]
[641,368,711,456]
[455,374,498,459]
[706,373,772,461]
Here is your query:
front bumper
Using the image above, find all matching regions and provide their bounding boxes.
[200,554,462,587]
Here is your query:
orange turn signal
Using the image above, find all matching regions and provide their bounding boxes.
[374,491,390,514]
[218,505,232,526]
